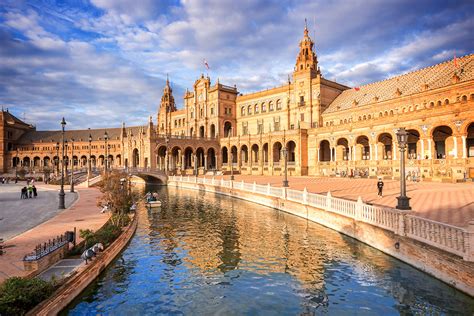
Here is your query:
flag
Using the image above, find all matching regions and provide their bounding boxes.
[454,54,458,68]
[203,59,209,70]
[354,87,360,91]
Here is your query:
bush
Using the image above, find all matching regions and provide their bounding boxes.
[0,277,56,315]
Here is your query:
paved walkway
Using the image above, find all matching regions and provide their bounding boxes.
[200,175,474,227]
[0,186,108,283]
[0,183,77,241]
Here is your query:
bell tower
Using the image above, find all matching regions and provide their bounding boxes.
[157,76,176,135]
[294,20,319,76]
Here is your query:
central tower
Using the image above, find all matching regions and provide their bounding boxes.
[157,76,176,135]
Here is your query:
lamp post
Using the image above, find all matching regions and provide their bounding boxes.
[70,138,75,193]
[104,130,108,173]
[396,127,411,210]
[87,132,92,186]
[282,146,289,187]
[55,142,60,176]
[15,148,19,183]
[58,117,66,209]
[228,127,234,181]
[165,136,169,175]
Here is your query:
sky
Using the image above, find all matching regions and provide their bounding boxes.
[0,0,473,130]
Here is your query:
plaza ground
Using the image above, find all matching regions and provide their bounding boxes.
[0,183,77,241]
[0,185,108,283]
[202,175,474,227]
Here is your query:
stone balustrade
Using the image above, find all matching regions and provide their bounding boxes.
[170,175,474,262]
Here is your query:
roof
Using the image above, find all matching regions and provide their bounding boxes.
[1,110,33,128]
[324,54,474,114]
[16,126,142,144]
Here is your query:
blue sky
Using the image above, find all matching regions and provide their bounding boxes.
[0,0,473,130]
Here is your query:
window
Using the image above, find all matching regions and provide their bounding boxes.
[269,101,274,111]
[300,113,304,121]
[248,105,252,115]
[191,110,194,119]
[210,107,214,115]
[242,125,248,135]
[200,108,203,117]
[299,96,304,106]
[257,122,264,134]
[274,121,280,131]
[241,107,245,116]
[276,99,282,110]
[254,104,259,113]
[262,102,266,112]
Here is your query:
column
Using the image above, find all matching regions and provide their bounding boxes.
[334,147,337,162]
[181,154,185,171]
[204,154,208,172]
[353,145,356,161]
[392,142,397,160]
[329,147,333,161]
[316,148,320,162]
[369,144,373,161]
[427,138,432,159]
[462,136,467,158]
[453,136,458,159]
[421,139,425,159]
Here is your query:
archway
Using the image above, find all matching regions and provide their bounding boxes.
[432,126,453,159]
[319,140,331,161]
[23,156,30,168]
[80,156,87,167]
[222,147,229,164]
[467,123,474,157]
[43,156,51,167]
[336,138,349,161]
[210,124,216,138]
[356,135,370,160]
[184,147,194,169]
[273,142,282,163]
[33,156,41,168]
[262,143,269,164]
[157,146,167,170]
[196,147,205,168]
[207,148,216,169]
[407,130,420,159]
[231,146,238,163]
[287,141,296,163]
[377,133,392,160]
[224,121,232,137]
[251,144,259,163]
[199,126,205,138]
[132,148,139,167]
[190,127,194,137]
[241,145,249,164]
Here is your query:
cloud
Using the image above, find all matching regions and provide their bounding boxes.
[0,0,472,129]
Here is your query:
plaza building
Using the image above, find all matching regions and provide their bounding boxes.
[1,25,474,181]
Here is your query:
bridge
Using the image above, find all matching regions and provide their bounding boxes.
[123,167,168,184]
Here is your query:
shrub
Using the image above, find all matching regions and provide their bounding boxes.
[0,277,56,315]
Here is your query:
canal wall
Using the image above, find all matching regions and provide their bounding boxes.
[27,213,138,316]
[168,177,474,297]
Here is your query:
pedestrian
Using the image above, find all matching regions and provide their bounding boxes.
[21,186,27,199]
[28,185,33,198]
[32,185,37,198]
[377,178,384,197]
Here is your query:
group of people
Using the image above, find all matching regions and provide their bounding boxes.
[0,177,10,184]
[145,192,158,202]
[21,184,38,199]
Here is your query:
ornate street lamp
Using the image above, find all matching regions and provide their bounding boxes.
[55,142,60,176]
[228,127,234,181]
[104,130,108,173]
[15,148,19,183]
[87,131,92,186]
[396,127,411,210]
[165,136,170,175]
[282,146,289,187]
[70,138,75,193]
[58,117,66,209]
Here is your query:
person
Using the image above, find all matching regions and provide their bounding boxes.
[377,178,384,197]
[32,185,37,198]
[21,186,27,199]
[28,185,33,198]
[101,204,109,213]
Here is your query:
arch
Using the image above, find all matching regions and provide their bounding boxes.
[247,105,252,115]
[272,142,282,163]
[43,156,51,167]
[319,140,330,161]
[231,146,238,163]
[276,99,282,110]
[224,121,232,137]
[336,138,349,160]
[22,156,30,168]
[261,102,267,112]
[80,155,87,167]
[132,148,139,167]
[262,143,269,163]
[287,141,296,162]
[73,155,80,167]
[90,155,97,167]
[199,125,205,138]
[196,147,205,168]
[12,156,20,167]
[241,106,245,116]
[190,127,194,137]
[222,146,229,164]
[254,104,259,114]
[407,129,420,159]
[207,148,216,169]
[116,154,121,166]
[269,101,274,111]
[251,144,259,163]
[157,146,167,170]
[33,156,41,167]
[377,133,393,160]
[432,126,453,159]
[184,147,194,168]
[356,135,370,160]
[210,124,216,138]
[467,122,474,158]
[444,98,449,105]
[240,145,249,163]
[461,95,468,102]
[437,100,442,106]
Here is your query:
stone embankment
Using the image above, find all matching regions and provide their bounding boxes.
[168,176,474,297]
[27,212,138,315]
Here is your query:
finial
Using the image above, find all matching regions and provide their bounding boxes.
[305,18,308,30]
[166,73,169,84]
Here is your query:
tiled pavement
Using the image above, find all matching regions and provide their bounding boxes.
[0,187,108,283]
[201,175,474,227]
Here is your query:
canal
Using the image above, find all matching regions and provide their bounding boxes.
[65,185,474,315]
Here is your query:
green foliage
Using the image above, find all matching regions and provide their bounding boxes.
[0,277,56,315]
[17,168,26,179]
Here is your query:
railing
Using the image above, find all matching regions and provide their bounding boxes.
[168,175,474,261]
[23,233,69,261]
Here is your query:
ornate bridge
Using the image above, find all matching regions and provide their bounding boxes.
[126,167,168,184]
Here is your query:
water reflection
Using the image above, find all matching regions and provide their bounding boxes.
[66,185,474,315]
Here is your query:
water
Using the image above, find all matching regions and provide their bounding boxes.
[65,185,474,315]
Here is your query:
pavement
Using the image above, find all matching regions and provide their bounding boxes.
[38,258,83,282]
[201,175,474,227]
[0,185,108,283]
[0,182,78,241]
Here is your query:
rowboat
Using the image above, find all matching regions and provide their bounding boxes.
[146,200,162,208]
